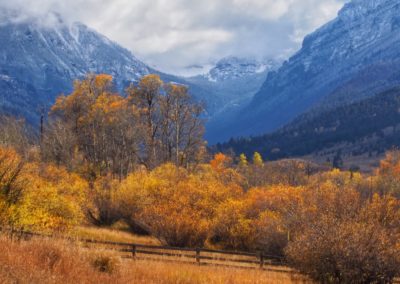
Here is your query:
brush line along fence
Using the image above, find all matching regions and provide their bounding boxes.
[1,228,293,273]
[3,228,400,282]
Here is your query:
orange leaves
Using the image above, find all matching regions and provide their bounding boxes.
[210,153,231,171]
[378,150,400,176]
[212,185,304,252]
[94,74,113,92]
[115,163,243,247]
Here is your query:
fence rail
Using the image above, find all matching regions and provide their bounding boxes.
[2,227,399,282]
[81,235,286,269]
[0,227,290,272]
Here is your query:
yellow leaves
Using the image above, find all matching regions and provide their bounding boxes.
[360,194,400,228]
[211,185,304,251]
[115,163,243,247]
[138,74,163,91]
[0,148,88,232]
[17,163,88,231]
[238,153,248,168]
[253,152,263,167]
[51,74,119,123]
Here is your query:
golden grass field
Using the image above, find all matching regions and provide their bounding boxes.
[0,227,313,284]
[69,225,161,245]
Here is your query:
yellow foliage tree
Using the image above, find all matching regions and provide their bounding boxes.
[116,163,242,247]
[0,146,87,232]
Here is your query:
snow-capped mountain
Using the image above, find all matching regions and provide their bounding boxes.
[0,10,153,122]
[0,10,273,132]
[204,56,276,82]
[211,0,400,142]
[186,57,279,131]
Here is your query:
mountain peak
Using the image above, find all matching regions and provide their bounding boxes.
[205,56,278,82]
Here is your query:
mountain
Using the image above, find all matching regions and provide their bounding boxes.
[186,57,279,142]
[0,10,153,122]
[0,10,225,126]
[217,88,400,172]
[213,0,400,142]
[202,56,274,82]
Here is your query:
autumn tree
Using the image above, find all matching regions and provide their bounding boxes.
[375,150,400,197]
[253,152,263,167]
[238,153,248,168]
[0,146,87,232]
[0,115,35,156]
[17,163,88,231]
[286,192,400,283]
[212,185,303,255]
[126,75,163,169]
[127,75,205,169]
[116,163,242,247]
[160,83,205,167]
[48,74,140,178]
[0,147,26,227]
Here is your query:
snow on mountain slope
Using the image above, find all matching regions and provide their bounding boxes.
[204,56,275,82]
[211,0,400,143]
[0,10,274,133]
[0,10,152,122]
[187,56,279,117]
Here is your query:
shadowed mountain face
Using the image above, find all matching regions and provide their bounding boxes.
[186,57,280,143]
[217,88,400,164]
[212,0,400,143]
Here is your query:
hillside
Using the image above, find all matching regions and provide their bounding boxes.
[217,88,400,170]
[212,0,400,142]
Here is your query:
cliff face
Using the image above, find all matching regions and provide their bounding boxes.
[214,0,400,142]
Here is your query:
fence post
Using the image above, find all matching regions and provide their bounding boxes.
[259,252,264,269]
[196,248,201,265]
[132,245,137,259]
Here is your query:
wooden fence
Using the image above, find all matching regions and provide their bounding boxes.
[2,228,400,282]
[1,228,293,273]
[84,238,288,271]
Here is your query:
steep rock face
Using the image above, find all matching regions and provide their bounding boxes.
[216,0,400,142]
[0,12,151,121]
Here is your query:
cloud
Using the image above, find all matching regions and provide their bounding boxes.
[0,0,348,75]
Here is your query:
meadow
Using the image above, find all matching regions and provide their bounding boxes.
[0,233,311,284]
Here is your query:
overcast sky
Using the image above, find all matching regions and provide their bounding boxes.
[0,0,348,76]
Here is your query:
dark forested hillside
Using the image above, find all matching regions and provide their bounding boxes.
[217,88,400,166]
[213,0,400,142]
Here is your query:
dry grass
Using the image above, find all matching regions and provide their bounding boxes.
[68,225,161,245]
[0,236,312,284]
